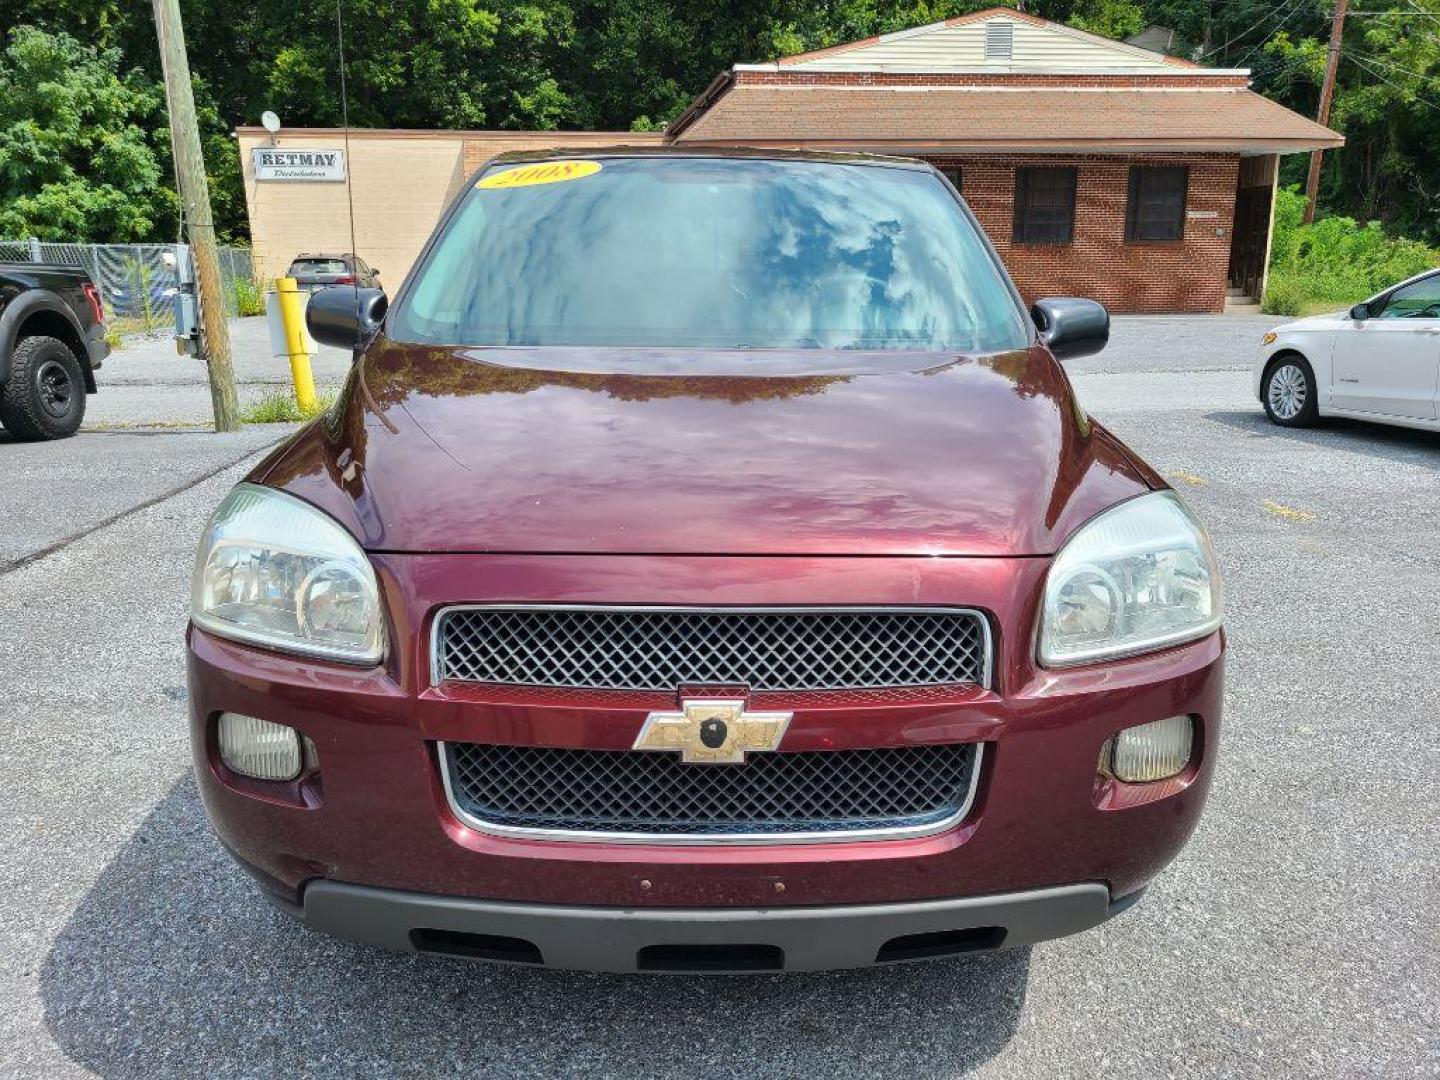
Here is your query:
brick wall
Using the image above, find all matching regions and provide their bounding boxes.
[929,152,1239,314]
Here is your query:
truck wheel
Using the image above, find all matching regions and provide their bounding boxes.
[0,335,87,440]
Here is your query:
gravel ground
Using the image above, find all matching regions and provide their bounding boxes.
[0,426,293,571]
[1,316,1436,1078]
[85,317,351,427]
[1068,313,1277,374]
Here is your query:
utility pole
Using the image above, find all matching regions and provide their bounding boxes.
[1303,0,1348,224]
[151,0,240,431]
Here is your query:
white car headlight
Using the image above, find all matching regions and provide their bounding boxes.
[192,483,385,663]
[1040,492,1221,667]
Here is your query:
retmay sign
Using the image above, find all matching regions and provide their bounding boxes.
[252,147,346,182]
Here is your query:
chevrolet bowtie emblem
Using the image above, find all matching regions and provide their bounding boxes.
[633,699,792,764]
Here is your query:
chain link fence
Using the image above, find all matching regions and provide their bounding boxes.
[0,239,259,329]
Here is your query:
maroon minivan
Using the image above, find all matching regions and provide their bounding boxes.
[188,149,1223,972]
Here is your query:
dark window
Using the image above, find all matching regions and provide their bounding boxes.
[939,166,962,193]
[289,258,348,274]
[1374,272,1440,319]
[1126,166,1188,242]
[1013,167,1076,245]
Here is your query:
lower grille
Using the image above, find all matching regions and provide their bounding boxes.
[441,741,980,842]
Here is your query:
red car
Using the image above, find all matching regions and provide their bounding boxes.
[188,149,1223,973]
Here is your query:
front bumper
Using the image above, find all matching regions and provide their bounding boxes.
[190,552,1222,962]
[286,878,1132,972]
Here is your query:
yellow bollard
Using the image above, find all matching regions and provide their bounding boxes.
[275,276,317,413]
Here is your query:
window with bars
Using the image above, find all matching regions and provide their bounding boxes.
[1012,167,1076,245]
[1125,166,1188,242]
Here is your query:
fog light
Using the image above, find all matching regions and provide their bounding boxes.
[218,712,302,781]
[1110,715,1194,783]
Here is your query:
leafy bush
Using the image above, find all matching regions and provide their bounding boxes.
[1261,276,1307,317]
[1265,186,1440,312]
[231,275,264,317]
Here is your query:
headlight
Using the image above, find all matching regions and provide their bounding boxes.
[192,483,385,663]
[1261,331,1277,345]
[1040,492,1221,667]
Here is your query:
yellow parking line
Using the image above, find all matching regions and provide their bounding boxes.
[1262,500,1315,522]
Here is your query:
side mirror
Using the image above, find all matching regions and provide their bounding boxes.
[1349,303,1369,321]
[306,286,387,350]
[1032,297,1109,361]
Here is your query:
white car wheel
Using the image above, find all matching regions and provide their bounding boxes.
[1263,357,1318,427]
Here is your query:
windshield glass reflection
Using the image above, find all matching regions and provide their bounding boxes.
[394,157,1028,353]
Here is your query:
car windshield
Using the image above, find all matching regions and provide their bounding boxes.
[392,157,1028,352]
[293,259,347,274]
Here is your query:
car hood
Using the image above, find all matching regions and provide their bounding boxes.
[1276,311,1348,332]
[255,339,1158,557]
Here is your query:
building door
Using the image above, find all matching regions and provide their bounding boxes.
[1228,183,1272,300]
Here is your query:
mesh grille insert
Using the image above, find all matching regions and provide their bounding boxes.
[443,741,978,837]
[435,608,989,692]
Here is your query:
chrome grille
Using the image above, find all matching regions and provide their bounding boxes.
[442,741,980,840]
[434,607,989,691]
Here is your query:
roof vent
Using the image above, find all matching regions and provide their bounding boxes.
[984,21,1014,61]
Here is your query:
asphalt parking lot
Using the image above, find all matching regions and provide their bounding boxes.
[1,315,1437,1077]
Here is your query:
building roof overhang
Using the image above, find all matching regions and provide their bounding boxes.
[665,80,1344,153]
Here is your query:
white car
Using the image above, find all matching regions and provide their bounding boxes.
[1253,268,1440,432]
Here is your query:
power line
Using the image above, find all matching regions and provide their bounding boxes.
[1347,48,1440,82]
[1348,53,1440,108]
[1198,0,1312,60]
[1226,15,1307,66]
[1232,0,1325,68]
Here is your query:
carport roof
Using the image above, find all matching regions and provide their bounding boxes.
[668,83,1344,155]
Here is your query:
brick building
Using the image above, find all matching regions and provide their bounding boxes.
[237,8,1339,313]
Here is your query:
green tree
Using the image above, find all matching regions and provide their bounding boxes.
[1067,0,1146,40]
[0,26,172,241]
[1268,3,1440,241]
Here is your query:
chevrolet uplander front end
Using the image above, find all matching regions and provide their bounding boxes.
[188,150,1223,973]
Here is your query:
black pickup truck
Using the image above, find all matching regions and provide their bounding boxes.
[0,263,109,440]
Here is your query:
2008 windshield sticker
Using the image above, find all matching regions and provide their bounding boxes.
[477,160,603,190]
